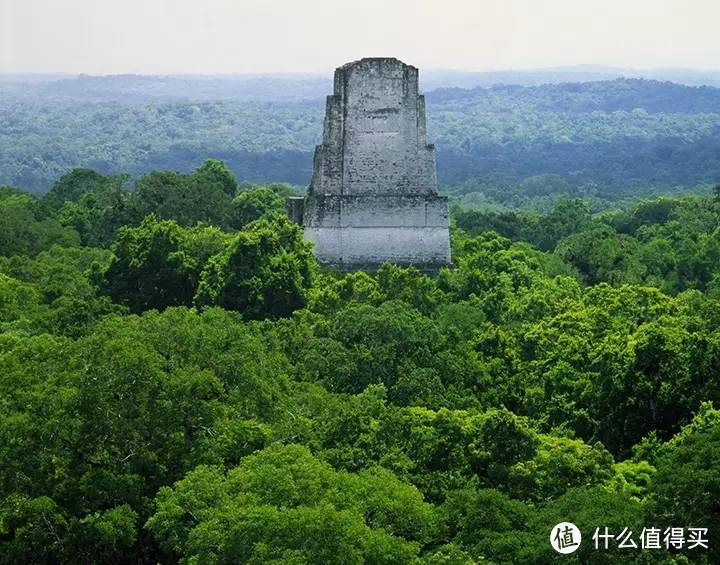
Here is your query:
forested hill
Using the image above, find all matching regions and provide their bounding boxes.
[427,79,720,113]
[2,77,720,198]
[2,73,333,102]
[5,66,720,100]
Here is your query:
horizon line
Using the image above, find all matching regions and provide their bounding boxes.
[3,64,720,78]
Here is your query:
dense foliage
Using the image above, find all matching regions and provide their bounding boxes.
[3,78,720,205]
[1,165,719,563]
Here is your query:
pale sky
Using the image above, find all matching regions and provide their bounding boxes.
[1,0,719,74]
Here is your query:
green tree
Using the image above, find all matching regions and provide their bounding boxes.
[533,198,595,251]
[230,185,287,228]
[195,216,315,319]
[42,168,115,211]
[649,406,720,560]
[0,191,79,257]
[101,215,198,312]
[129,164,236,228]
[146,445,434,564]
[194,159,239,197]
[0,246,118,336]
[328,300,442,393]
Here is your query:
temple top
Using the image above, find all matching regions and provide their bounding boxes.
[335,57,419,84]
[298,57,451,269]
[309,57,438,196]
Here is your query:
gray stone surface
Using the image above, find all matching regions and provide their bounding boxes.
[295,57,451,269]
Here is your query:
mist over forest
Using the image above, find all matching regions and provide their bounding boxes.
[3,70,720,211]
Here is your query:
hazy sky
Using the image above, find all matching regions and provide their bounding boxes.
[2,0,719,74]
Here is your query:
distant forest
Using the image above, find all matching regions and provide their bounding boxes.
[2,76,719,205]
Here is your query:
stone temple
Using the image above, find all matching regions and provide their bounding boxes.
[288,57,451,270]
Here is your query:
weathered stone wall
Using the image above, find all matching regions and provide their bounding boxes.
[301,57,451,269]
